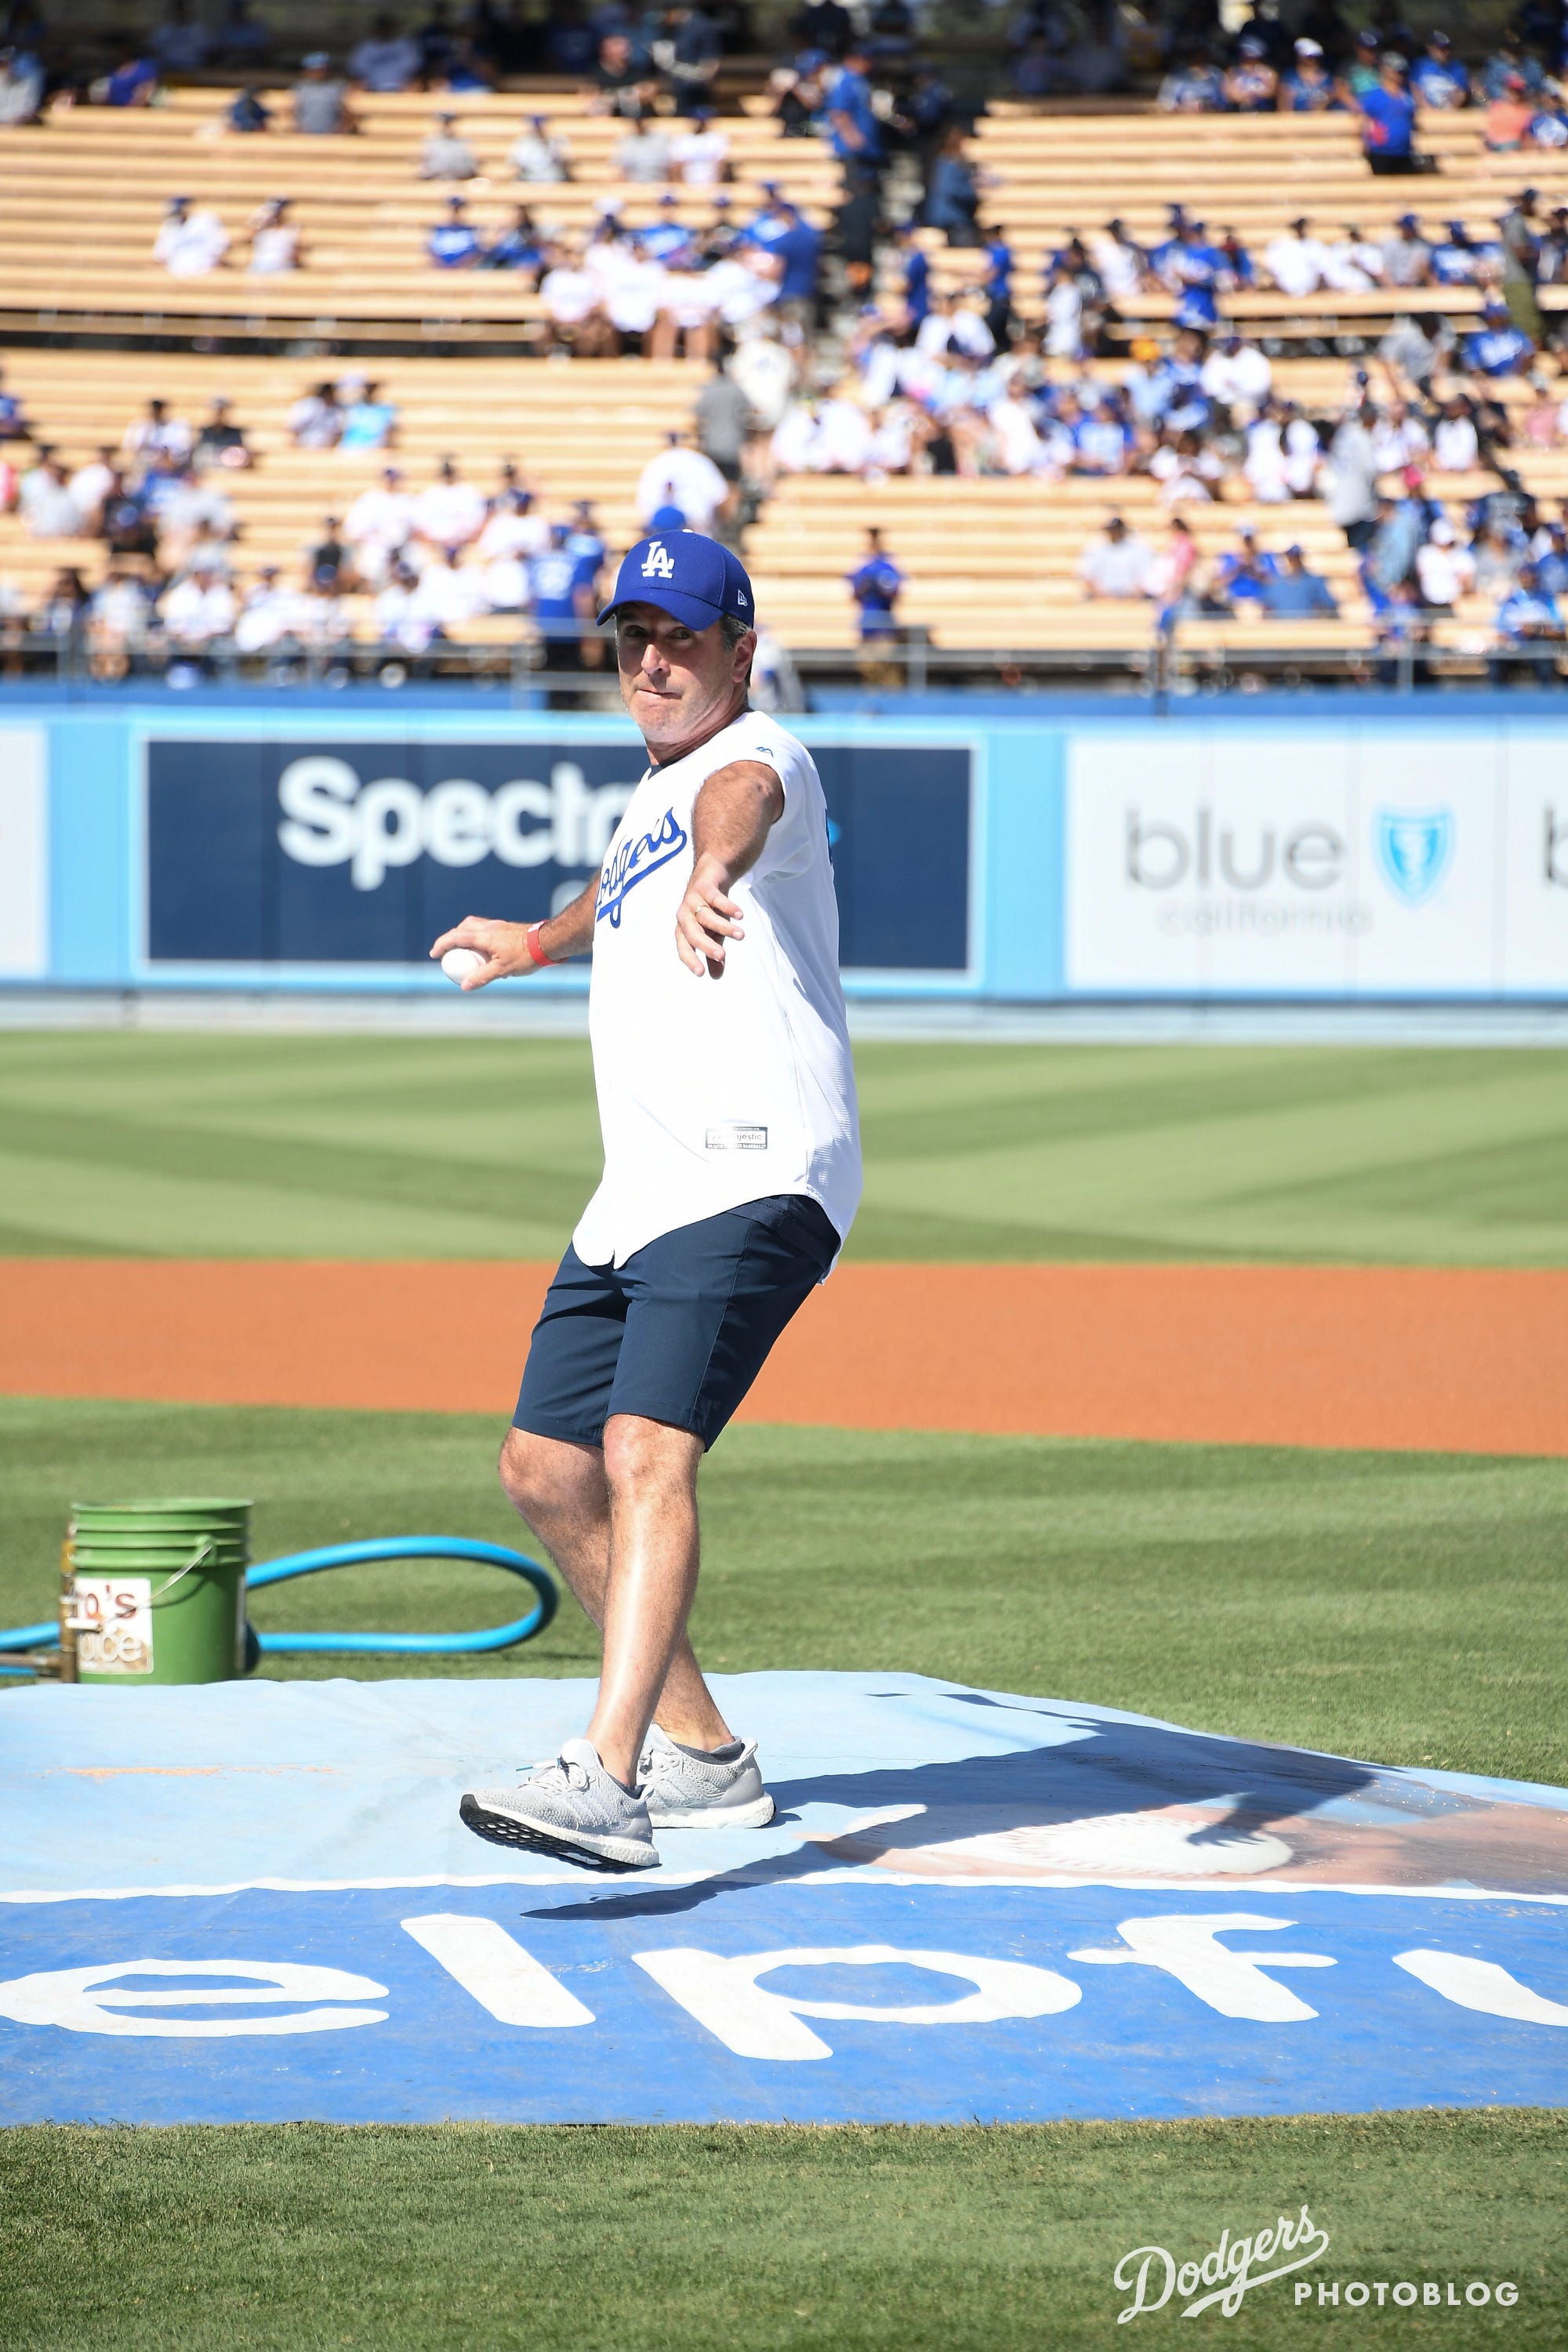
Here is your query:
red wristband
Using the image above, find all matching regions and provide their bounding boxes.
[525,923,552,969]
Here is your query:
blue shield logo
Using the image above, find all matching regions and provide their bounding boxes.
[1374,807,1454,906]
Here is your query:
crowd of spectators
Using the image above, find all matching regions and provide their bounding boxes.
[0,352,808,677]
[1152,15,1568,172]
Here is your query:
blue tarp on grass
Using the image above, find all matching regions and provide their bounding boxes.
[3,1672,1566,2125]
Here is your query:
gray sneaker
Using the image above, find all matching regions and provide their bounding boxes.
[639,1722,777,1830]
[460,1737,659,1873]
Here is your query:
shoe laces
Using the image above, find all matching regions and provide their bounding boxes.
[523,1752,590,1793]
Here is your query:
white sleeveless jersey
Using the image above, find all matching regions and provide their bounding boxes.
[572,708,861,1269]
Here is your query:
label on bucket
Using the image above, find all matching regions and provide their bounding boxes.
[69,1577,154,1675]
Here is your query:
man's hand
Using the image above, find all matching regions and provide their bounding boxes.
[428,916,540,989]
[676,852,744,978]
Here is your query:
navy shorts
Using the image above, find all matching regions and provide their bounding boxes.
[513,1194,840,1452]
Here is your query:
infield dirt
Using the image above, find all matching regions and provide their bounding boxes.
[5,1259,1567,1455]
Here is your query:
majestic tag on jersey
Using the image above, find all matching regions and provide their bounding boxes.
[706,1123,768,1151]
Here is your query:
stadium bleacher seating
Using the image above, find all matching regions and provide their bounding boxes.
[3,89,1567,669]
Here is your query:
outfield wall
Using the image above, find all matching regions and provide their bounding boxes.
[6,698,1568,1002]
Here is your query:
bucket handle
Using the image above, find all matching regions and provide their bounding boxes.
[145,1536,221,1607]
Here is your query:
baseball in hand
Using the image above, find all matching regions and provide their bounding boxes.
[441,947,488,986]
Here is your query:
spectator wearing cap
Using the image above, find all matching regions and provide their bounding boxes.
[1486,73,1536,149]
[153,197,230,277]
[1429,219,1479,284]
[0,42,44,122]
[1223,36,1277,111]
[525,521,601,666]
[1261,545,1339,617]
[793,0,852,58]
[294,54,357,134]
[1154,216,1226,332]
[1200,332,1272,419]
[226,82,270,132]
[1157,48,1224,111]
[1381,213,1431,285]
[413,457,486,551]
[1466,298,1534,377]
[1414,515,1475,608]
[428,195,482,267]
[1079,513,1153,597]
[1341,28,1382,101]
[1411,31,1468,108]
[1358,52,1421,172]
[510,114,572,182]
[248,198,302,274]
[350,13,422,92]
[419,113,479,179]
[289,380,340,449]
[1279,38,1341,111]
[105,47,160,107]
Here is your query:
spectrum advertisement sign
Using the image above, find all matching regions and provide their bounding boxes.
[142,735,973,975]
[1065,729,1568,996]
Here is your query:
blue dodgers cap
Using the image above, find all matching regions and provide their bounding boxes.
[599,530,755,631]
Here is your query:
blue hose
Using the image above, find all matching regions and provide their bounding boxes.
[0,1536,557,1671]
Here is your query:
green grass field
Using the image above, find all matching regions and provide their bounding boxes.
[2,1035,1566,2349]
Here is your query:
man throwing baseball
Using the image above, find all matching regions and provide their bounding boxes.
[430,532,860,1871]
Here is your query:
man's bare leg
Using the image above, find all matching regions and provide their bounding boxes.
[498,1424,733,1776]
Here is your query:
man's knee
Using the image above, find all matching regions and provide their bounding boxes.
[498,1426,601,1521]
[602,1414,702,1501]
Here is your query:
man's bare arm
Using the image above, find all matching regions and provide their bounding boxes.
[676,757,785,978]
[429,879,598,989]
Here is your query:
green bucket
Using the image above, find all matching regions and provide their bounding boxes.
[68,1499,251,1686]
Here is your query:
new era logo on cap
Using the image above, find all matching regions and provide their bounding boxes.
[600,530,757,634]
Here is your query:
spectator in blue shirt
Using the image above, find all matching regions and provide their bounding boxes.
[428,197,483,267]
[1483,31,1544,100]
[106,49,160,106]
[528,524,600,660]
[923,125,980,244]
[893,223,930,326]
[1357,53,1421,172]
[640,191,696,266]
[1493,561,1561,680]
[1154,219,1224,331]
[848,526,902,637]
[1411,32,1469,107]
[1223,36,1278,111]
[227,83,270,132]
[1465,299,1534,375]
[1279,38,1342,111]
[1157,50,1224,111]
[984,229,1013,341]
[746,194,821,321]
[824,45,882,172]
[1431,220,1480,281]
[1215,529,1276,604]
[1262,545,1340,615]
[339,379,398,448]
[483,205,546,274]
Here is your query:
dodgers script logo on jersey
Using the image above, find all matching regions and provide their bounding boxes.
[595,806,688,928]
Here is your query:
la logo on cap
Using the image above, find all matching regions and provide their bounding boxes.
[641,540,676,579]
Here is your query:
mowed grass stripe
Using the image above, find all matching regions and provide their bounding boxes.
[2,1036,1567,1263]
